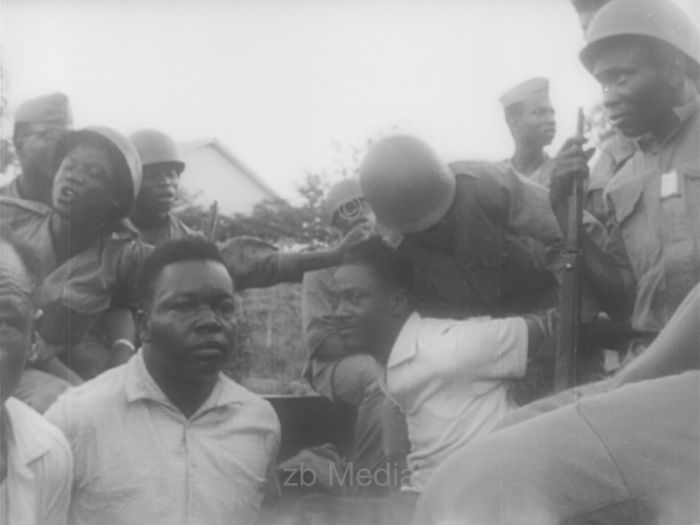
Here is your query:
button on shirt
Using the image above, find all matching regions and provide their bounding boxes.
[0,398,72,525]
[45,352,281,525]
[385,312,528,492]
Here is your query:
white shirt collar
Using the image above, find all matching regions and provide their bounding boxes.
[4,399,52,466]
[125,351,245,413]
[387,311,422,369]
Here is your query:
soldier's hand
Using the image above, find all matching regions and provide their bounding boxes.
[30,332,66,364]
[550,136,595,213]
[334,222,377,257]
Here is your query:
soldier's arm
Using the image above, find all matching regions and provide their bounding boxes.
[220,227,372,291]
[612,283,700,388]
[301,272,347,362]
[549,137,634,320]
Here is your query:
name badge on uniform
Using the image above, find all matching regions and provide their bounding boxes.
[660,170,680,199]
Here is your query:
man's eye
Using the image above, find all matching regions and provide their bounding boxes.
[217,301,235,314]
[171,301,195,311]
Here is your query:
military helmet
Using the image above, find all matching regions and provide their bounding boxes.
[323,178,364,224]
[581,0,700,71]
[129,128,185,170]
[53,126,143,217]
[359,135,456,234]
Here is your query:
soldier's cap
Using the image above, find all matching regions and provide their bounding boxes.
[499,78,550,109]
[14,93,73,128]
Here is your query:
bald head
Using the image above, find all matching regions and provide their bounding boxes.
[0,236,38,404]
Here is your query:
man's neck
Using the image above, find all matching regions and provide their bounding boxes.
[130,207,170,230]
[48,214,101,262]
[15,172,51,206]
[143,353,217,419]
[376,313,413,366]
[511,143,547,177]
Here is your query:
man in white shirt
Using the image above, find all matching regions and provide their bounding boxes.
[333,239,550,496]
[46,236,281,525]
[0,234,72,525]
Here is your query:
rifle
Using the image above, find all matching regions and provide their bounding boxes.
[554,108,586,392]
[206,200,219,242]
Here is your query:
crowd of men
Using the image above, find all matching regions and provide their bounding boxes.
[0,0,698,523]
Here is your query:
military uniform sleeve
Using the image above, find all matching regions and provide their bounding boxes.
[37,238,152,345]
[112,240,154,309]
[301,270,341,358]
[600,193,637,311]
[496,168,607,250]
[219,237,304,291]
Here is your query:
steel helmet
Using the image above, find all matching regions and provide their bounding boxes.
[359,135,456,234]
[53,126,143,217]
[580,0,700,72]
[323,178,364,223]
[129,128,186,170]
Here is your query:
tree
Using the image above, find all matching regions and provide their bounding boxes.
[0,68,19,175]
[585,101,616,147]
[177,137,376,248]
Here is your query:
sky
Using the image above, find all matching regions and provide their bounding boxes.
[2,0,699,205]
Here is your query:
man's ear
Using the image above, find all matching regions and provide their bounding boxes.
[661,52,687,90]
[136,309,151,343]
[391,289,411,316]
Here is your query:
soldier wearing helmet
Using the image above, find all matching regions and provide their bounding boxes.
[359,135,606,322]
[1,93,73,206]
[566,0,640,223]
[551,0,700,355]
[299,178,409,495]
[0,126,152,406]
[500,77,558,188]
[129,129,197,245]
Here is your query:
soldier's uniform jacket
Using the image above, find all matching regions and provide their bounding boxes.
[399,161,606,319]
[0,196,150,344]
[604,93,700,335]
[133,212,198,246]
[586,133,637,223]
[0,197,310,345]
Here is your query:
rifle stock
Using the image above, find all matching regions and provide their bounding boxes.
[554,108,585,391]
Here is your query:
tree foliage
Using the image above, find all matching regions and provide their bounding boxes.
[176,171,336,248]
[176,138,374,249]
[0,68,19,174]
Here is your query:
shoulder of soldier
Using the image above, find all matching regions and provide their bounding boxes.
[449,159,512,181]
[171,213,198,235]
[598,133,638,165]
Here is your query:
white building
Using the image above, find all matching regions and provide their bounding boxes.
[179,138,279,215]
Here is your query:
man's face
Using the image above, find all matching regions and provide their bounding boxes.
[332,198,374,235]
[333,263,402,356]
[0,244,34,405]
[52,144,122,224]
[592,41,675,138]
[135,162,183,216]
[140,260,236,384]
[512,97,556,148]
[16,125,69,182]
